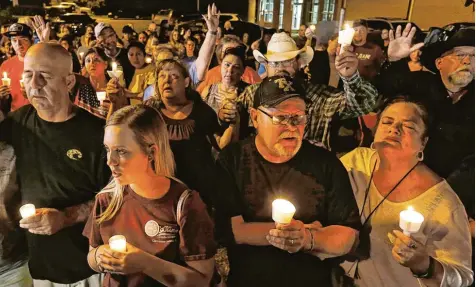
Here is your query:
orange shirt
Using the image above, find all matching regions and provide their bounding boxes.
[0,56,29,111]
[196,65,261,94]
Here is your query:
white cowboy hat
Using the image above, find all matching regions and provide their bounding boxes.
[253,32,314,66]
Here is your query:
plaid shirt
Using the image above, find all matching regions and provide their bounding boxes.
[237,72,378,150]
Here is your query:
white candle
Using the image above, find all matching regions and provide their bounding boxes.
[310,24,316,31]
[111,62,118,72]
[272,199,296,224]
[338,25,355,55]
[79,51,85,59]
[109,235,127,252]
[399,206,424,236]
[145,57,152,64]
[19,74,25,88]
[2,72,11,87]
[96,91,106,102]
[20,204,36,219]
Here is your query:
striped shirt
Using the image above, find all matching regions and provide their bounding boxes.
[237,72,379,150]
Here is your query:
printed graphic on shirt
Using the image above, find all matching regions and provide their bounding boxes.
[145,220,179,243]
[356,53,372,60]
[66,149,83,161]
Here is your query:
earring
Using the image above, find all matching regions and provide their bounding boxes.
[370,142,376,150]
[417,151,424,161]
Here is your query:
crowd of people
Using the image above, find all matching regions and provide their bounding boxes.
[0,3,473,287]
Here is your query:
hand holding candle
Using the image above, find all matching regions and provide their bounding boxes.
[107,61,123,79]
[338,25,355,55]
[20,204,36,219]
[399,206,424,236]
[272,199,296,224]
[2,72,11,87]
[109,235,127,252]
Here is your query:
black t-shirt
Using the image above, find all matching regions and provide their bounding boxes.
[0,105,111,283]
[105,48,135,87]
[162,100,221,208]
[215,137,361,286]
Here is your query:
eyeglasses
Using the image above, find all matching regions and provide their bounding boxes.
[258,108,307,126]
[267,58,297,68]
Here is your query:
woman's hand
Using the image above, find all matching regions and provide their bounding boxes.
[266,219,311,253]
[106,78,125,105]
[99,242,148,275]
[391,230,431,274]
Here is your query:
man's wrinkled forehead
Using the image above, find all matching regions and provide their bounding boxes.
[442,46,475,57]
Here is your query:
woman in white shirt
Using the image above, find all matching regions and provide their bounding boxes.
[340,96,473,287]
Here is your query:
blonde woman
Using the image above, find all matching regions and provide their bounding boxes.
[83,105,217,287]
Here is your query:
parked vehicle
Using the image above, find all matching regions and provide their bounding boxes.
[59,2,92,15]
[108,9,151,19]
[152,9,175,23]
[50,13,97,36]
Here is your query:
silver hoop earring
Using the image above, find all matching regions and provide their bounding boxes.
[370,142,376,150]
[417,151,424,161]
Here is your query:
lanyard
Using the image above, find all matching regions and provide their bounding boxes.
[360,160,419,226]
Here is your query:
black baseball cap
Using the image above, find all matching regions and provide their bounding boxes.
[4,23,33,38]
[253,76,307,108]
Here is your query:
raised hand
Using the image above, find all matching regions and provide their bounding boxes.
[26,15,50,42]
[387,23,424,62]
[203,3,220,33]
[335,45,359,78]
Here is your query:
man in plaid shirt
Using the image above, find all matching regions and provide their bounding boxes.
[218,32,379,150]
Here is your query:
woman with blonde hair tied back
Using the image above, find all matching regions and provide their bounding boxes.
[83,104,218,286]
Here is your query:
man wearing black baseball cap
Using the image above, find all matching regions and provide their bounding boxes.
[214,75,360,286]
[377,24,474,179]
[0,23,34,111]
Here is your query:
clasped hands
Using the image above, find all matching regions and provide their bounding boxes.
[266,219,321,254]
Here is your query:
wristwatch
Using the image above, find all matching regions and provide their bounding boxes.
[209,30,218,36]
[412,257,434,279]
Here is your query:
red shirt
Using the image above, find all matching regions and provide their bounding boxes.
[0,56,29,111]
[196,66,261,94]
[83,180,217,287]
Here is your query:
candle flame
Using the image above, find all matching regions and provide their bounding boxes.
[408,206,414,211]
[2,72,6,79]
[344,24,351,30]
[112,62,117,71]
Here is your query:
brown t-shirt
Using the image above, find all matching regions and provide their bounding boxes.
[83,180,217,287]
[354,42,385,82]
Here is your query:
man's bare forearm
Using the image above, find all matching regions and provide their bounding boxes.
[63,200,95,226]
[231,216,274,246]
[307,225,358,257]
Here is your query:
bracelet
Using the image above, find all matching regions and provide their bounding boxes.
[412,256,434,279]
[209,30,218,36]
[93,246,103,272]
[306,228,314,252]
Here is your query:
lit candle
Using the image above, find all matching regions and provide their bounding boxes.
[310,24,316,31]
[2,72,11,87]
[107,62,123,79]
[79,51,85,59]
[272,199,296,224]
[399,206,424,236]
[338,24,355,55]
[109,235,127,252]
[19,73,25,88]
[96,91,106,102]
[20,204,36,219]
[145,57,152,64]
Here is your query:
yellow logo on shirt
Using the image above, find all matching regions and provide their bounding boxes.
[66,149,83,161]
